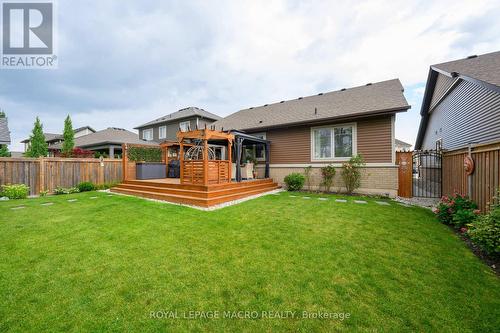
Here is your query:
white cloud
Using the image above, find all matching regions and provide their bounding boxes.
[2,0,500,151]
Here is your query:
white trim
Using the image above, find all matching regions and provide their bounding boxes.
[256,163,398,168]
[142,128,153,141]
[391,115,396,164]
[310,122,357,162]
[179,121,190,132]
[158,125,167,139]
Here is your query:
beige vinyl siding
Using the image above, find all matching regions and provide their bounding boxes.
[258,115,393,164]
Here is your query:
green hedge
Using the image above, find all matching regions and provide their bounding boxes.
[128,147,162,162]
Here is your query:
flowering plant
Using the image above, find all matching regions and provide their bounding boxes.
[435,193,478,227]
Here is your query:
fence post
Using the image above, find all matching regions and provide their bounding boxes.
[39,157,45,194]
[467,144,473,198]
[122,144,128,181]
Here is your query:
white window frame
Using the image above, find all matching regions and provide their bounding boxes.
[310,123,357,162]
[179,121,190,132]
[159,126,167,140]
[142,128,153,141]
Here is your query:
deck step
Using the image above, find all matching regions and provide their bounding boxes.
[111,183,279,208]
[114,181,277,199]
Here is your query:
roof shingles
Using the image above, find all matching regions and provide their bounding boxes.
[213,79,409,131]
[135,107,222,129]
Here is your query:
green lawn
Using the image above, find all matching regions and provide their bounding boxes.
[1,191,499,332]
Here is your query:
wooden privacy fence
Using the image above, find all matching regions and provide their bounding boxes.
[442,141,500,211]
[0,157,122,195]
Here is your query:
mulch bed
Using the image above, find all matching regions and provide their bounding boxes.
[451,226,499,276]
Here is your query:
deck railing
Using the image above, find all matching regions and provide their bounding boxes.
[182,160,230,185]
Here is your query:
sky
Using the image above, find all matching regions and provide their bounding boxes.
[1,0,500,152]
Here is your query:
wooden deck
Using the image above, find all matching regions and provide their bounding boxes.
[111,178,279,207]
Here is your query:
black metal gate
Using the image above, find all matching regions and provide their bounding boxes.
[412,150,442,198]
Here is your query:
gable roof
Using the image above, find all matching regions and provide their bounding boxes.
[0,117,11,144]
[415,51,500,149]
[74,126,96,133]
[21,125,96,144]
[395,139,411,147]
[50,127,156,149]
[135,107,222,129]
[213,79,410,131]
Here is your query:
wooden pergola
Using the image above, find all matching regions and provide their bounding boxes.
[177,128,234,185]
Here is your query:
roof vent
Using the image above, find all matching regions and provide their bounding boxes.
[264,104,268,107]
[318,93,323,95]
[341,88,346,91]
[249,107,254,109]
[467,55,477,59]
[451,71,459,78]
[366,83,372,86]
[280,100,285,103]
[259,120,263,123]
[298,97,303,100]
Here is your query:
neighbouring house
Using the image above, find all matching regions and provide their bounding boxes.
[134,107,222,143]
[0,116,11,146]
[415,51,500,210]
[213,79,410,197]
[416,51,500,150]
[50,127,156,158]
[395,139,412,151]
[21,126,96,153]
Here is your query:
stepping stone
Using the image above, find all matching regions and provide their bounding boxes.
[375,201,390,206]
[67,199,78,202]
[354,200,367,204]
[41,202,54,206]
[11,206,25,210]
[289,195,297,198]
[302,196,311,199]
[106,194,113,197]
[89,196,98,199]
[318,198,328,201]
[335,199,347,203]
[398,203,411,207]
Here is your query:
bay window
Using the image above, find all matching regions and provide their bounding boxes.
[312,124,356,160]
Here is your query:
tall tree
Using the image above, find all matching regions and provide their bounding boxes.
[62,115,75,157]
[26,117,48,158]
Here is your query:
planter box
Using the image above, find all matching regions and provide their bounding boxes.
[136,162,166,180]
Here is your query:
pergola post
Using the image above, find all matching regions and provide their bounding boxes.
[265,142,270,178]
[179,141,184,184]
[203,139,209,185]
[235,137,243,182]
[227,140,232,181]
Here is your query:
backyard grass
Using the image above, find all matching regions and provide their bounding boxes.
[1,191,499,332]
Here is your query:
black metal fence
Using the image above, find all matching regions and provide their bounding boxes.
[412,150,442,198]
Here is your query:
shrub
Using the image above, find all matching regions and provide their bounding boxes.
[77,182,95,192]
[128,147,162,162]
[39,190,49,197]
[341,154,365,194]
[303,166,313,190]
[435,193,478,228]
[1,184,30,199]
[320,165,336,192]
[95,182,119,190]
[0,144,11,157]
[467,206,500,255]
[284,173,305,191]
[54,187,80,195]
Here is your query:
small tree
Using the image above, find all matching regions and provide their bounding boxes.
[0,110,5,118]
[341,154,365,194]
[0,144,10,157]
[303,165,313,190]
[26,117,48,158]
[320,164,336,192]
[62,115,75,157]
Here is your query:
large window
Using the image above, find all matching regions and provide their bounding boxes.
[179,121,190,132]
[159,126,167,139]
[312,124,355,160]
[142,128,153,141]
